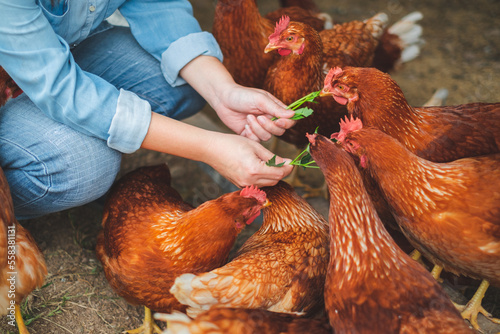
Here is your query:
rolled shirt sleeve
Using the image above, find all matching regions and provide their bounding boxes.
[118,0,223,86]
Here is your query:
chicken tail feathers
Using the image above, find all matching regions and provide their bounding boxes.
[388,11,424,64]
[364,12,389,39]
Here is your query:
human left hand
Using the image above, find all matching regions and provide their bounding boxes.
[213,85,296,142]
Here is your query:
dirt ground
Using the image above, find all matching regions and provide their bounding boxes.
[1,0,499,333]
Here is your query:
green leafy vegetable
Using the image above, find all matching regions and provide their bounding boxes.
[272,90,321,121]
[289,146,319,169]
[289,107,314,120]
[266,127,321,169]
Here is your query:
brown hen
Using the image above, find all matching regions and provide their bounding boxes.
[0,167,47,334]
[308,132,474,333]
[334,118,500,331]
[322,66,500,161]
[96,164,268,334]
[170,181,329,318]
[213,0,330,89]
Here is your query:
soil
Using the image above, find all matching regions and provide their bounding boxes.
[1,0,499,333]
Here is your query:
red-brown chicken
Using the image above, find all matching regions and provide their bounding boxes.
[321,66,500,161]
[321,66,500,244]
[264,14,388,149]
[213,0,331,89]
[155,308,332,334]
[0,167,47,334]
[0,66,22,107]
[170,181,329,318]
[95,164,269,334]
[307,132,474,333]
[333,117,500,331]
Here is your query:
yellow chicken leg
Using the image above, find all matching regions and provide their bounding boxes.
[409,249,421,261]
[430,264,444,283]
[454,280,500,331]
[15,304,30,334]
[125,306,162,334]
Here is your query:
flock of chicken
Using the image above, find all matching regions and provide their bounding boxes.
[0,0,499,333]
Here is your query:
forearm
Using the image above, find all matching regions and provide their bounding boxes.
[140,112,217,163]
[141,112,293,188]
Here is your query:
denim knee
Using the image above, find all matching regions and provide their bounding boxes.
[3,133,121,220]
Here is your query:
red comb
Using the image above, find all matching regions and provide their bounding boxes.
[268,15,290,44]
[323,67,343,92]
[331,115,363,142]
[306,133,317,145]
[240,185,267,204]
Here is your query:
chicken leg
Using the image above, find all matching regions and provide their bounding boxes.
[454,280,500,331]
[15,304,30,334]
[125,306,162,334]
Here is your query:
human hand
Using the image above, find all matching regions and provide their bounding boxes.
[205,132,293,188]
[212,85,296,142]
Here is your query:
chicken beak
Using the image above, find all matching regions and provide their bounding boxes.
[264,43,278,54]
[319,89,329,97]
[263,199,272,208]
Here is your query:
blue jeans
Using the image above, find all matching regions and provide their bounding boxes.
[0,25,206,219]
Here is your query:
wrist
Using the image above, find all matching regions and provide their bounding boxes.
[180,56,237,108]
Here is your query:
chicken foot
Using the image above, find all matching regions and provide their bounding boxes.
[454,280,500,332]
[15,304,30,334]
[125,306,162,334]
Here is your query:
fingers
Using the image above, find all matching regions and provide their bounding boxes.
[245,115,296,142]
[241,124,261,142]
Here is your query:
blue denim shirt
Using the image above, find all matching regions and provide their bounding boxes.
[0,0,223,153]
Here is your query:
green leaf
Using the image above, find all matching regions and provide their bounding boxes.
[290,107,314,120]
[272,90,321,120]
[287,90,321,111]
[266,154,286,167]
[288,145,319,169]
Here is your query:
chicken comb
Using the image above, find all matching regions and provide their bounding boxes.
[322,67,344,93]
[331,115,363,142]
[269,15,290,44]
[240,185,267,203]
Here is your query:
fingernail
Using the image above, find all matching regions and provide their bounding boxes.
[275,119,285,127]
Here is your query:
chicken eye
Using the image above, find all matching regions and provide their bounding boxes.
[286,36,294,42]
[338,85,344,90]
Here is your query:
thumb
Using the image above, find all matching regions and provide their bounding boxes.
[258,148,292,167]
[260,92,295,119]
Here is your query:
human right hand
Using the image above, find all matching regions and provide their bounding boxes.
[204,132,293,188]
